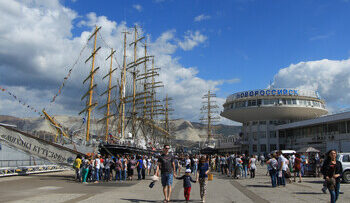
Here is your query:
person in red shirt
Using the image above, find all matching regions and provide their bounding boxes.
[294,153,302,183]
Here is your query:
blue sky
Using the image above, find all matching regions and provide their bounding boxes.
[1,0,350,122]
[63,0,350,98]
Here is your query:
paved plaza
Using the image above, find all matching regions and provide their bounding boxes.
[0,166,349,203]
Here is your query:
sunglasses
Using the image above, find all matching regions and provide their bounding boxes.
[164,148,170,150]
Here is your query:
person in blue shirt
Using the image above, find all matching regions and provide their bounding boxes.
[136,156,143,180]
[176,169,196,202]
[197,156,210,203]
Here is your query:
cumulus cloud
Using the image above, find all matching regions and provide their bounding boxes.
[133,4,142,12]
[0,0,233,125]
[178,30,207,51]
[273,58,350,113]
[194,14,211,22]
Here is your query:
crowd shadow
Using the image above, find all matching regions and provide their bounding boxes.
[120,199,201,202]
[294,192,324,195]
[36,174,76,182]
[246,184,271,188]
[301,180,324,184]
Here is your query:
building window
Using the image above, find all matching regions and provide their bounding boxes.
[259,121,266,125]
[253,145,257,152]
[270,144,276,151]
[257,99,262,106]
[252,121,258,125]
[279,144,286,150]
[261,144,266,152]
[260,132,266,138]
[248,100,257,106]
[253,132,257,141]
[270,131,276,138]
[340,122,346,134]
[286,99,292,105]
[292,99,297,104]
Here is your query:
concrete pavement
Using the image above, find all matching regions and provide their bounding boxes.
[0,166,349,203]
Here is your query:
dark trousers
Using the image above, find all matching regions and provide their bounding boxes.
[269,169,277,187]
[142,168,146,179]
[137,167,142,180]
[184,187,191,201]
[250,169,255,178]
[104,168,110,181]
[277,170,286,186]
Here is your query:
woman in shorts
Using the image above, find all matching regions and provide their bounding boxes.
[294,153,302,182]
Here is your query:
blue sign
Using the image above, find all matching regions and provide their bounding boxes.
[236,89,298,99]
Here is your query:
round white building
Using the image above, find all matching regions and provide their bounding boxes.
[221,88,328,154]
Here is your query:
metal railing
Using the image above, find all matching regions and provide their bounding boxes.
[0,159,52,167]
[0,165,66,177]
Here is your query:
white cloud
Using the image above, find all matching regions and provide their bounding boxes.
[133,4,143,12]
[309,32,334,41]
[194,14,211,22]
[178,30,207,51]
[224,78,241,84]
[0,0,232,124]
[273,58,350,113]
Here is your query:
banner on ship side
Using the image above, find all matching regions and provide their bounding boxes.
[0,125,83,167]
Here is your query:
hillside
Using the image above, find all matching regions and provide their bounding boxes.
[0,115,241,142]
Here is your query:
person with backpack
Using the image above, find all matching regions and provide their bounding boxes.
[104,155,111,182]
[266,153,278,187]
[128,156,136,181]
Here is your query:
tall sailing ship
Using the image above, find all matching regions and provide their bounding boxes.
[31,25,174,155]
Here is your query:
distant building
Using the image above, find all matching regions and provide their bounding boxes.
[221,88,328,154]
[276,111,350,152]
[215,135,242,154]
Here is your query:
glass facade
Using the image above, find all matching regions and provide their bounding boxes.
[224,98,325,110]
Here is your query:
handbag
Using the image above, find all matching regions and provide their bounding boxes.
[208,173,213,181]
[326,165,336,191]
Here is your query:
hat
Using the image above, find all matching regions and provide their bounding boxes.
[185,169,191,173]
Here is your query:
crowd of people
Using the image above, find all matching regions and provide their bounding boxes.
[72,148,343,203]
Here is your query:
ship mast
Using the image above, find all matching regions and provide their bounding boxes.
[79,26,101,142]
[200,90,220,145]
[98,48,117,142]
[119,31,130,139]
[129,26,145,139]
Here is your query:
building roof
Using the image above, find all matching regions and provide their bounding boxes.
[275,111,350,130]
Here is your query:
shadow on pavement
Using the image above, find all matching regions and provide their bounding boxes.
[294,192,324,195]
[120,199,201,202]
[246,184,272,188]
[36,175,76,182]
[85,182,138,187]
[302,180,324,184]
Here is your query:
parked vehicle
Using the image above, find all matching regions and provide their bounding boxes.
[337,153,350,183]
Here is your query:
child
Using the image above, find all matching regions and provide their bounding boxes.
[176,169,197,202]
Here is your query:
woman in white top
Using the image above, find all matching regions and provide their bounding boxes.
[147,158,152,175]
[249,155,257,178]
